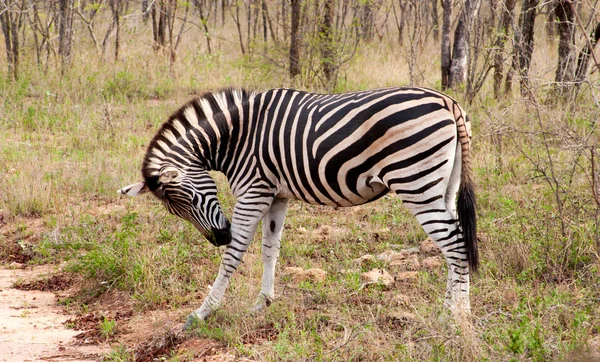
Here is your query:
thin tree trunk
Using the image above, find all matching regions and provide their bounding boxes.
[449,0,481,90]
[261,0,267,53]
[221,0,225,26]
[554,0,577,93]
[282,0,287,41]
[232,2,245,54]
[290,0,301,79]
[517,0,539,96]
[59,0,75,74]
[575,23,600,84]
[545,2,556,40]
[111,0,122,61]
[440,0,452,90]
[247,0,252,52]
[431,0,439,42]
[361,0,374,41]
[493,0,516,99]
[0,3,18,80]
[142,0,150,23]
[320,0,336,88]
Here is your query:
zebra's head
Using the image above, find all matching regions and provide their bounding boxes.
[118,167,232,247]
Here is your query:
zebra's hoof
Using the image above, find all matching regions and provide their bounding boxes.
[250,294,272,314]
[183,313,201,331]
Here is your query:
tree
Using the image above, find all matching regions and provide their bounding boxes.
[448,0,482,90]
[575,23,600,86]
[0,0,25,80]
[320,0,336,87]
[492,0,516,99]
[290,0,301,79]
[440,0,452,90]
[508,0,539,96]
[554,0,577,94]
[59,0,75,73]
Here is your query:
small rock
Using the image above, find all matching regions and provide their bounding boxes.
[420,238,440,255]
[402,247,420,254]
[354,254,376,266]
[389,254,420,270]
[282,267,304,279]
[422,256,443,270]
[314,225,332,236]
[394,294,411,306]
[283,267,327,283]
[581,336,600,361]
[296,227,308,234]
[360,268,394,288]
[395,271,419,283]
[377,250,407,263]
[8,262,25,269]
[303,268,327,282]
[388,311,417,324]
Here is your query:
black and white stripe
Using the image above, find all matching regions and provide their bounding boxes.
[123,86,478,327]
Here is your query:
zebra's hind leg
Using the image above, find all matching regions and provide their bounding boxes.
[403,199,471,313]
[251,198,289,313]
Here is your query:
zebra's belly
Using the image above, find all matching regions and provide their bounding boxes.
[276,176,389,207]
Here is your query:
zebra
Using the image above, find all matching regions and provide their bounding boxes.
[118,86,478,329]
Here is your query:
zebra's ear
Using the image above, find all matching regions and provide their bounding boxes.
[159,167,181,184]
[117,182,149,196]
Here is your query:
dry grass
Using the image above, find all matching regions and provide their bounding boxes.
[1,7,599,361]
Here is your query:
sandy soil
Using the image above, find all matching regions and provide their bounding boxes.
[0,266,107,362]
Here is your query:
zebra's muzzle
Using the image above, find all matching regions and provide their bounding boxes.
[209,225,232,247]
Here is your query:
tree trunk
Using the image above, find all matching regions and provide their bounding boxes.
[361,0,374,41]
[59,0,75,74]
[440,0,452,90]
[320,0,336,88]
[233,1,246,54]
[152,0,167,50]
[545,2,556,40]
[431,0,439,43]
[449,0,481,90]
[261,0,268,53]
[518,0,538,96]
[0,2,19,80]
[110,0,122,61]
[575,23,600,84]
[289,0,301,79]
[142,0,149,24]
[282,0,288,42]
[493,0,516,99]
[554,0,577,93]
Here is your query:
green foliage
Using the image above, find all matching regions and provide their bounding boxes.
[103,343,134,362]
[100,317,118,339]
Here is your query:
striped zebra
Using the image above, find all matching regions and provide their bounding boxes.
[118,87,478,329]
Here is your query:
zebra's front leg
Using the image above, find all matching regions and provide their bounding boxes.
[184,194,274,330]
[251,198,289,313]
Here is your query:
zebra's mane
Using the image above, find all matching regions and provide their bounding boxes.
[141,88,251,192]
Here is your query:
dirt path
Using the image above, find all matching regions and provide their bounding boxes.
[0,266,107,362]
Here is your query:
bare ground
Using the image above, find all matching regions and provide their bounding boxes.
[0,264,253,361]
[0,265,108,362]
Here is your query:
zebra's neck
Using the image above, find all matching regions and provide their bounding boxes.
[142,89,253,191]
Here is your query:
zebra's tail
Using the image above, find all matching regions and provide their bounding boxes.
[456,113,478,272]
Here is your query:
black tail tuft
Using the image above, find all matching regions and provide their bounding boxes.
[457,179,478,272]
